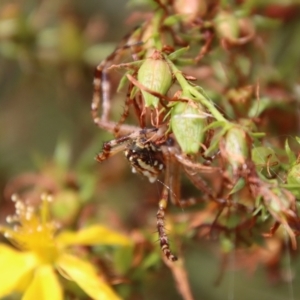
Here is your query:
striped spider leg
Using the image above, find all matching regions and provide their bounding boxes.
[156,148,178,261]
[95,126,166,183]
[91,31,144,133]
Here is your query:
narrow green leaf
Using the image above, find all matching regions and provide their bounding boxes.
[229,178,245,195]
[285,139,296,165]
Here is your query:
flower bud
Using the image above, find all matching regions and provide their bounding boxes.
[51,190,81,223]
[137,50,172,108]
[215,11,255,45]
[224,127,250,170]
[173,0,207,22]
[171,99,206,154]
[215,11,239,43]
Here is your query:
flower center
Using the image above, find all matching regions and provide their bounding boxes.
[2,193,60,263]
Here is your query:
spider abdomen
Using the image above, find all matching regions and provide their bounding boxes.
[124,139,165,183]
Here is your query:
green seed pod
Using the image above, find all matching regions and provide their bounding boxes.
[137,50,172,108]
[173,0,207,22]
[171,100,206,154]
[224,127,250,170]
[214,11,239,43]
[51,190,81,223]
[214,11,254,45]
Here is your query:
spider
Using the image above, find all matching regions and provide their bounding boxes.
[95,124,177,261]
[91,36,219,261]
[96,127,165,183]
[94,119,219,261]
[91,28,146,133]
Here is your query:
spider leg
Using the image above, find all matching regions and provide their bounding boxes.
[95,127,161,162]
[184,165,216,200]
[134,92,145,127]
[95,129,145,162]
[92,52,116,124]
[168,150,213,208]
[157,199,178,261]
[174,153,220,172]
[114,80,136,137]
[91,29,143,125]
[95,119,141,136]
[95,136,131,162]
[167,152,181,206]
[156,150,178,261]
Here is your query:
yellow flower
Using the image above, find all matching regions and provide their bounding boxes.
[0,194,131,300]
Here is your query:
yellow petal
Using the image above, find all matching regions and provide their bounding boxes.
[0,244,38,298]
[57,253,121,300]
[22,265,63,300]
[56,225,131,247]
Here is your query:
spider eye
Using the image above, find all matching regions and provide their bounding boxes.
[165,137,175,147]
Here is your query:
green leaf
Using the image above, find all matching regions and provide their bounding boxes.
[141,252,161,270]
[248,132,266,138]
[283,183,300,199]
[248,97,274,118]
[229,178,245,195]
[113,246,134,274]
[287,164,300,198]
[204,128,228,156]
[203,121,228,132]
[167,46,189,61]
[163,14,183,26]
[117,73,130,92]
[285,138,296,165]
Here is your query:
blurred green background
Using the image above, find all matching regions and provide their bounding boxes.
[1,1,300,299]
[0,0,130,177]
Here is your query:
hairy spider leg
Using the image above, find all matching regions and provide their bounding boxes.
[95,127,161,163]
[167,152,181,206]
[114,80,137,137]
[91,33,143,125]
[95,129,145,162]
[174,153,220,172]
[164,143,218,204]
[92,51,116,124]
[95,134,132,162]
[98,122,144,140]
[168,157,201,208]
[156,149,178,261]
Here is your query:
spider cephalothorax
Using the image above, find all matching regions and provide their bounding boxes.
[96,128,166,183]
